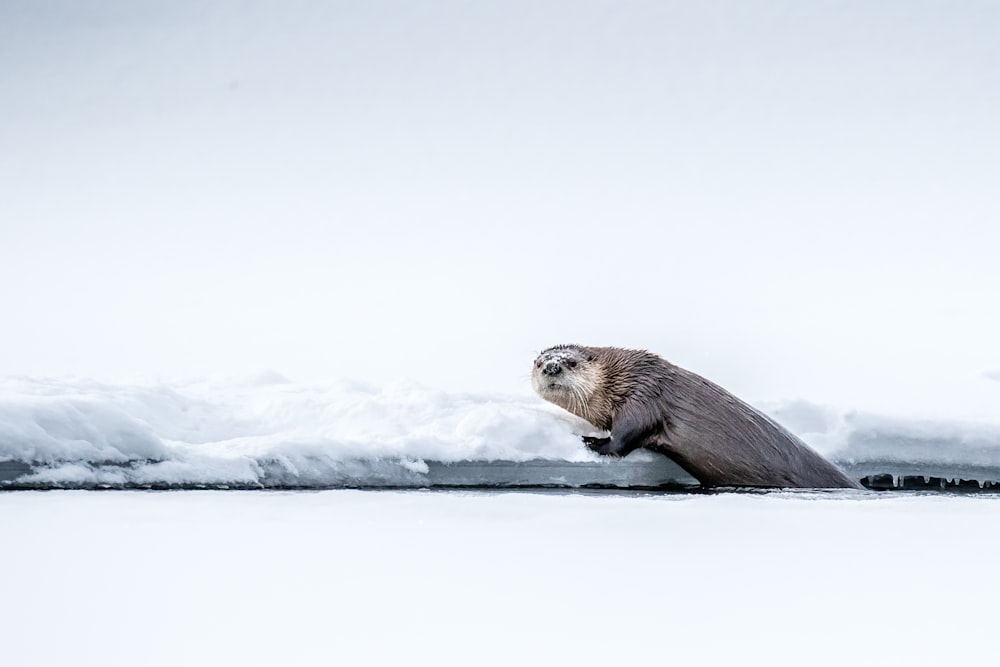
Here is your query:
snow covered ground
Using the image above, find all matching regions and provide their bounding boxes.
[4,7,1000,660]
[2,489,998,666]
[3,375,1000,489]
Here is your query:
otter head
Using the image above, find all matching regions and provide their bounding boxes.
[531,344,604,425]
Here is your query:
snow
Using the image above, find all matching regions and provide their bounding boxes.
[1,489,998,666]
[2,375,1000,488]
[0,375,601,487]
[4,4,997,659]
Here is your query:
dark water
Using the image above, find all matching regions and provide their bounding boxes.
[3,458,1000,493]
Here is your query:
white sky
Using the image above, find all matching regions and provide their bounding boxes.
[2,1,999,418]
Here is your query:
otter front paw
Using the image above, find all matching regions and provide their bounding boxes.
[582,436,620,457]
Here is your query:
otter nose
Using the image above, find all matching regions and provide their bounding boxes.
[542,361,562,376]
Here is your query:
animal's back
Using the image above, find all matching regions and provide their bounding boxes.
[661,367,858,488]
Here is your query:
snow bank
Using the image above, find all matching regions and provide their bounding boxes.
[767,399,1000,483]
[2,376,1000,488]
[0,375,614,488]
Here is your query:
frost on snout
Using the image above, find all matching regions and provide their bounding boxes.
[530,346,599,421]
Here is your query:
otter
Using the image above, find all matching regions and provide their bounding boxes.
[532,344,860,489]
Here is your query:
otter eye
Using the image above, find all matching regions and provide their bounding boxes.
[535,360,542,368]
[567,360,577,368]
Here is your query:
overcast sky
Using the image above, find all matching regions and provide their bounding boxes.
[2,0,999,418]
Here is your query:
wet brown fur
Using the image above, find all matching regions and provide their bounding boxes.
[533,344,860,489]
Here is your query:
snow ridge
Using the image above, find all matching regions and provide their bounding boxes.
[2,376,999,488]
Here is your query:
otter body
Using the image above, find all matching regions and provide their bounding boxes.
[532,345,859,489]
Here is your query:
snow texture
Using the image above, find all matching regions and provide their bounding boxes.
[1,490,998,666]
[2,376,1000,488]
